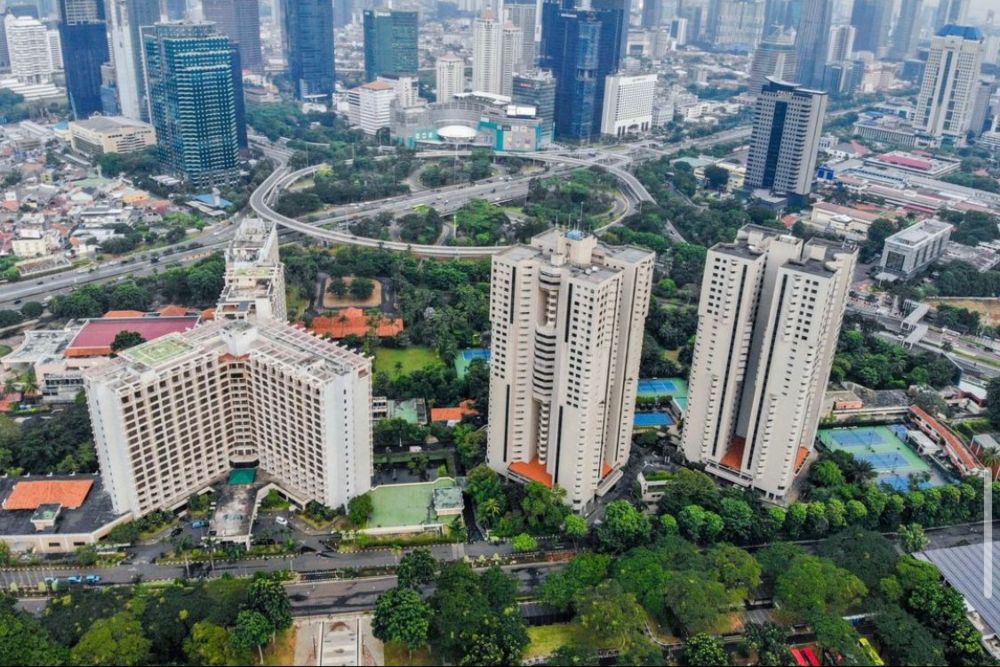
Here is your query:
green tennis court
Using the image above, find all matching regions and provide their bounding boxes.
[368,477,458,528]
[817,425,948,490]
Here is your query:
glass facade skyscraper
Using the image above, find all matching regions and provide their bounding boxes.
[58,0,109,118]
[144,23,241,186]
[203,0,264,75]
[362,9,418,82]
[283,0,335,100]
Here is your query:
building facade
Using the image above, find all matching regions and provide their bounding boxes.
[435,54,464,104]
[486,230,654,511]
[58,0,108,118]
[745,78,827,199]
[108,0,161,121]
[144,22,240,186]
[85,320,373,517]
[748,36,796,96]
[914,25,985,143]
[850,0,890,55]
[216,217,287,322]
[512,70,555,142]
[793,0,831,88]
[362,9,418,82]
[283,0,335,100]
[4,14,53,83]
[601,73,655,137]
[347,79,396,135]
[707,0,764,54]
[505,0,538,72]
[68,115,156,156]
[827,25,856,64]
[890,0,923,61]
[878,218,953,280]
[203,0,264,75]
[682,225,857,499]
[473,13,521,97]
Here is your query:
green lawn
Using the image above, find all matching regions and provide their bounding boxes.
[384,641,435,666]
[0,345,10,358]
[286,286,310,321]
[524,624,587,660]
[373,346,441,375]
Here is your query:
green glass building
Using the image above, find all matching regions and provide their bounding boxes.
[144,23,241,187]
[362,9,419,82]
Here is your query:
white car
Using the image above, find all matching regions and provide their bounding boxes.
[275,516,289,526]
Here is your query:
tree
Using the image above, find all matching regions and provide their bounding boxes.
[719,497,755,543]
[703,165,730,191]
[707,544,761,600]
[562,514,588,544]
[328,276,348,298]
[230,610,273,663]
[372,587,431,651]
[548,645,599,666]
[248,576,292,631]
[348,492,374,527]
[110,330,146,352]
[20,301,43,319]
[988,376,1000,429]
[70,612,152,667]
[349,277,375,300]
[870,603,946,666]
[899,523,930,553]
[682,633,730,666]
[183,622,246,666]
[108,282,150,311]
[664,571,730,636]
[574,581,650,656]
[774,555,867,621]
[677,504,723,544]
[541,553,613,612]
[512,532,539,552]
[0,597,68,666]
[596,500,651,553]
[812,614,865,665]
[396,548,437,588]
[741,623,794,666]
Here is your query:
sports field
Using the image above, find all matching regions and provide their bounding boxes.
[638,378,688,399]
[373,346,440,376]
[454,348,490,379]
[368,477,458,529]
[817,425,949,490]
[634,411,674,428]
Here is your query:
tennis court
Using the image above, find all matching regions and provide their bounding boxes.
[368,477,458,529]
[634,411,675,428]
[817,425,948,491]
[454,348,491,379]
[637,378,688,399]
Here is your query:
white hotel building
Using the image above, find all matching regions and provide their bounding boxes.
[85,320,373,517]
[601,73,656,138]
[487,230,654,511]
[681,225,857,499]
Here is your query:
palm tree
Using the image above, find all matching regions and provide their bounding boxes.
[19,370,38,403]
[481,497,502,524]
[978,446,1000,481]
[2,376,16,399]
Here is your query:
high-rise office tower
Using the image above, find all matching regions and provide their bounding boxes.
[58,0,108,118]
[85,318,373,517]
[915,25,984,142]
[763,0,801,33]
[542,6,623,140]
[333,0,352,28]
[890,0,922,61]
[499,21,522,93]
[681,225,857,500]
[793,0,831,88]
[4,14,53,82]
[601,73,655,137]
[362,8,418,82]
[669,16,688,44]
[642,0,677,28]
[850,0,890,54]
[203,0,264,75]
[512,70,555,142]
[827,24,855,63]
[745,78,827,199]
[707,0,765,54]
[487,230,654,512]
[591,0,629,65]
[144,22,240,186]
[283,0,335,100]
[108,0,160,121]
[435,53,464,103]
[748,35,796,95]
[505,0,537,72]
[934,0,968,31]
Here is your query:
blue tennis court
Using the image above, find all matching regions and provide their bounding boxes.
[634,411,674,428]
[454,348,491,379]
[817,425,950,491]
[638,378,688,398]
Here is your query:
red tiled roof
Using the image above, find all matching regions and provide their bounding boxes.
[3,479,94,510]
[310,307,404,339]
[601,463,614,478]
[103,310,146,318]
[67,316,200,357]
[157,305,190,317]
[910,406,983,473]
[509,458,553,487]
[720,437,745,469]
[794,446,810,473]
[876,153,933,171]
[431,400,478,423]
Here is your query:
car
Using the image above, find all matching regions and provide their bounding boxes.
[170,526,183,537]
[13,299,21,305]
[190,520,208,529]
[36,280,43,285]
[66,575,83,585]
[275,516,289,527]
[85,575,101,585]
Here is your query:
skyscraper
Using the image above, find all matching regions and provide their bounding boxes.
[542,6,623,140]
[890,0,922,61]
[58,0,109,118]
[762,0,801,34]
[108,0,160,121]
[435,53,464,104]
[144,22,240,186]
[203,0,264,75]
[707,0,765,54]
[512,70,555,142]
[487,230,654,512]
[850,0,890,54]
[362,8,418,82]
[283,0,335,100]
[748,35,796,96]
[4,14,53,82]
[165,0,186,20]
[934,0,968,31]
[472,12,521,97]
[793,0,831,88]
[505,0,537,72]
[681,225,857,500]
[914,24,985,142]
[745,78,827,199]
[827,24,855,63]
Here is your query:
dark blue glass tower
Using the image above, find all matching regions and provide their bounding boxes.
[58,0,109,119]
[283,0,335,100]
[362,9,418,82]
[541,2,624,141]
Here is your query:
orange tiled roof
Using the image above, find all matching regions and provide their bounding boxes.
[3,479,94,510]
[157,305,190,317]
[601,463,614,478]
[911,406,983,472]
[509,457,553,487]
[201,308,216,321]
[720,436,745,469]
[103,310,146,318]
[794,446,810,473]
[431,400,478,423]
[310,307,404,339]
